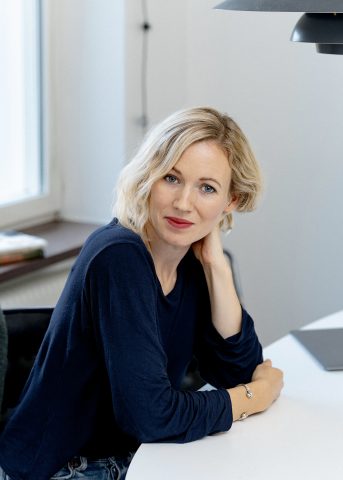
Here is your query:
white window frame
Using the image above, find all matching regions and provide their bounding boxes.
[0,0,60,230]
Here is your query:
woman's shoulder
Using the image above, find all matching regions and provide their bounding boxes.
[83,218,143,249]
[76,218,153,272]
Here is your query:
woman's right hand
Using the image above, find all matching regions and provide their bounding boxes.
[228,359,284,421]
[251,359,284,411]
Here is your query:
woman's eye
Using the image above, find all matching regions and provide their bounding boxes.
[201,184,216,194]
[164,174,178,184]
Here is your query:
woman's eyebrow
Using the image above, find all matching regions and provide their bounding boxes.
[170,166,182,175]
[199,177,222,188]
[171,167,222,188]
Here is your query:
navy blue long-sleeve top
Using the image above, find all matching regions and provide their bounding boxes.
[0,219,262,480]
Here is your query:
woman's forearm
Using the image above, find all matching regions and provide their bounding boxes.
[203,255,242,338]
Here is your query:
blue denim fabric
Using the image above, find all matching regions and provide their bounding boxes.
[0,453,134,480]
[0,466,10,480]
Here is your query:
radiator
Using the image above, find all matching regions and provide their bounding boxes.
[0,259,74,309]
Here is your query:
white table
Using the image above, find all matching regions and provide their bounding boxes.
[127,310,343,479]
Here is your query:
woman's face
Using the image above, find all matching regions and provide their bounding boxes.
[148,140,235,251]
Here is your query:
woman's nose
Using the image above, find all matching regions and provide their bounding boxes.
[172,187,194,212]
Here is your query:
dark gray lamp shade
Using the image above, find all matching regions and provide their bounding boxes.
[291,13,343,54]
[215,1,343,12]
[215,1,343,54]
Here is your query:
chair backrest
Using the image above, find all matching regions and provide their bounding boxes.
[223,249,243,304]
[0,308,8,414]
[0,307,53,431]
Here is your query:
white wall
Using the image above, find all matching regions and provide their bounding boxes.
[125,0,188,158]
[50,0,125,224]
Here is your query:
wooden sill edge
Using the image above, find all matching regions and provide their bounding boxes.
[0,220,100,284]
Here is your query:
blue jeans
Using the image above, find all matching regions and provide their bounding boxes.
[0,453,135,480]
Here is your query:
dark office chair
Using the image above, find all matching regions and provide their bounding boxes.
[0,308,8,417]
[0,307,53,431]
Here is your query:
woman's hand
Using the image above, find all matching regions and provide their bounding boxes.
[251,359,284,410]
[228,360,284,421]
[192,227,226,268]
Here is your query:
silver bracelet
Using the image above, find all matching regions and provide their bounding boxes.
[238,383,253,399]
[239,412,248,421]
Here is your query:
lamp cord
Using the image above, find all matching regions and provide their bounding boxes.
[141,0,151,133]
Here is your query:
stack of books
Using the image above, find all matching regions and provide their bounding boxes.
[0,231,48,266]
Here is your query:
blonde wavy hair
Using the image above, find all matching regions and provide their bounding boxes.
[114,106,262,238]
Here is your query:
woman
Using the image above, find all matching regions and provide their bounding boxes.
[0,107,283,480]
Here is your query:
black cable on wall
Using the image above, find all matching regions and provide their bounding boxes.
[140,0,151,133]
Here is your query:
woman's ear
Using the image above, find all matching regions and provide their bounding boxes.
[223,194,238,214]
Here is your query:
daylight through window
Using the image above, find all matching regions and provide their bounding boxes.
[0,0,42,207]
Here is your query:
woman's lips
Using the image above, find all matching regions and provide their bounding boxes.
[165,217,194,229]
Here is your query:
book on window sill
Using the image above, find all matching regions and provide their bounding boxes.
[0,249,45,266]
[0,231,47,266]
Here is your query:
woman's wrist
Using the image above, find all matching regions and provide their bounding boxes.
[200,251,231,274]
[227,380,267,421]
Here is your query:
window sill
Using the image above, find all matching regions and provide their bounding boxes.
[0,220,100,284]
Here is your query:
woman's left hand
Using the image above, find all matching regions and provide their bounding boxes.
[192,226,226,267]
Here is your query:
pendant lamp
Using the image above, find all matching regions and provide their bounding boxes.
[215,1,343,54]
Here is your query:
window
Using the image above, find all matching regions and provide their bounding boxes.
[0,0,59,228]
